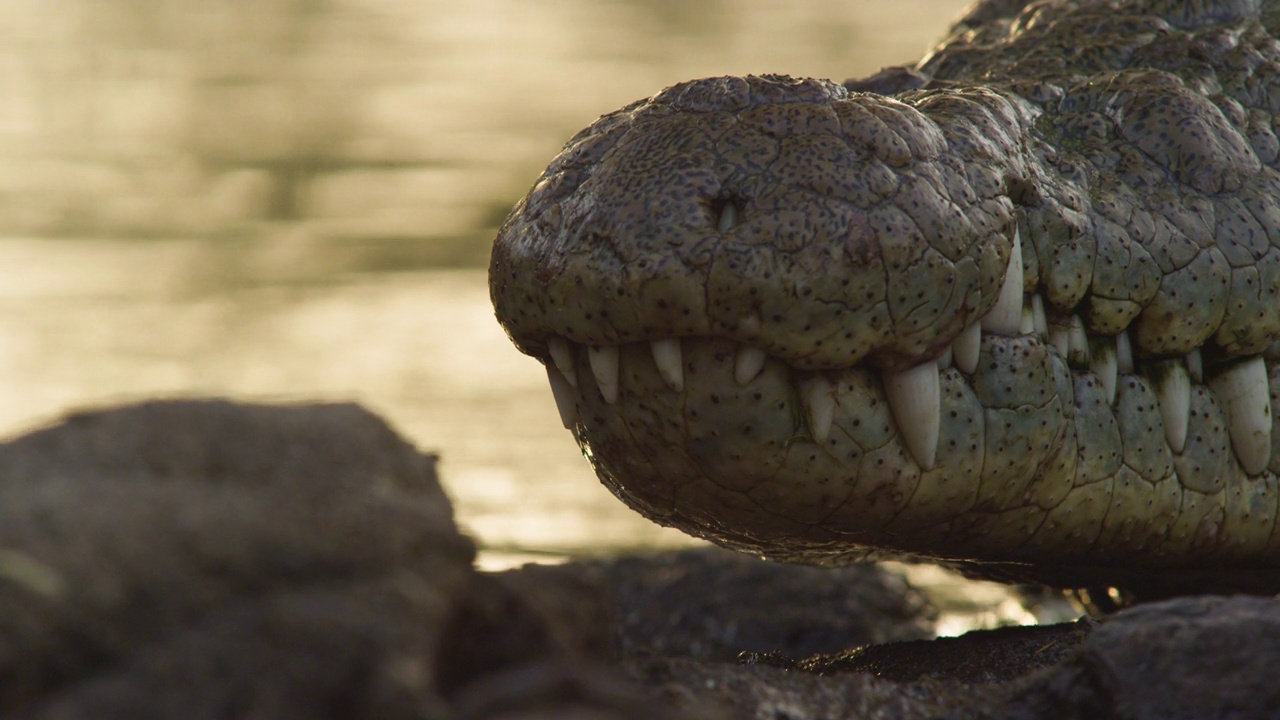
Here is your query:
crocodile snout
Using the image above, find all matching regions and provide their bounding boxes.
[490,0,1280,594]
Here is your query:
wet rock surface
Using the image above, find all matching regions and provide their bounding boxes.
[574,548,937,662]
[0,399,678,719]
[1,398,1277,719]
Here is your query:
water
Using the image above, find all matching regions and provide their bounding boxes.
[0,1,982,566]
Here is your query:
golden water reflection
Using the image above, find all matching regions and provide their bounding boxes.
[0,1,976,562]
[0,239,687,556]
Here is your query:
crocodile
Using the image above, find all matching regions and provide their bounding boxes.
[489,0,1280,597]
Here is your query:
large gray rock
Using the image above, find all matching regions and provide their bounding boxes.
[1002,596,1280,720]
[0,399,697,720]
[587,561,1280,720]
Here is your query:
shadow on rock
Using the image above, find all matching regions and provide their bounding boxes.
[0,399,690,720]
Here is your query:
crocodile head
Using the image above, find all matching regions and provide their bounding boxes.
[490,0,1280,594]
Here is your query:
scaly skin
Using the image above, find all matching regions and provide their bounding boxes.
[490,0,1280,595]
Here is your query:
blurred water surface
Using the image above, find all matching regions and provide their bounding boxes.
[0,0,973,561]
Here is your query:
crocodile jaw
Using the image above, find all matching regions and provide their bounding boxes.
[537,291,1280,575]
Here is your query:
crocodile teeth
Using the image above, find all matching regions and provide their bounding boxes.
[1047,321,1070,358]
[588,345,620,404]
[1208,356,1272,475]
[954,323,981,374]
[1020,300,1035,334]
[1185,348,1203,384]
[1089,339,1118,405]
[1154,360,1190,454]
[1031,293,1048,339]
[547,336,577,388]
[650,339,684,391]
[981,227,1023,335]
[1067,314,1090,366]
[546,365,578,429]
[716,201,738,233]
[884,360,940,470]
[938,346,953,370]
[734,345,768,385]
[1116,330,1134,373]
[799,376,836,444]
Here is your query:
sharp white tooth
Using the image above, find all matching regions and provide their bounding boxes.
[1154,360,1191,454]
[734,345,768,385]
[954,323,981,374]
[1116,330,1134,373]
[546,365,578,429]
[1031,293,1048,339]
[1020,300,1036,334]
[884,361,941,470]
[1089,339,1118,405]
[799,376,836,444]
[1185,348,1203,384]
[588,345,620,404]
[938,346,953,370]
[1048,321,1070,358]
[1208,356,1272,475]
[547,336,577,388]
[1067,314,1090,366]
[650,339,684,391]
[716,201,738,233]
[981,227,1024,335]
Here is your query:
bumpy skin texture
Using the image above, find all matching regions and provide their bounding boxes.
[491,0,1280,594]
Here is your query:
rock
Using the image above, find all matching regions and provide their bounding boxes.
[545,549,1280,720]
[573,547,935,662]
[7,399,1276,719]
[0,399,699,719]
[798,620,1090,684]
[999,595,1280,720]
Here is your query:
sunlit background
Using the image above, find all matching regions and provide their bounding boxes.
[0,0,977,568]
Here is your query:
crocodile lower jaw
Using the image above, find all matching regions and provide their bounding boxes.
[542,313,1274,487]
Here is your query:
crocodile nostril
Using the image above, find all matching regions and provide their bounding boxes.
[709,196,742,233]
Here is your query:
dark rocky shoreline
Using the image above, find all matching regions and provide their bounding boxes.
[0,399,1275,719]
